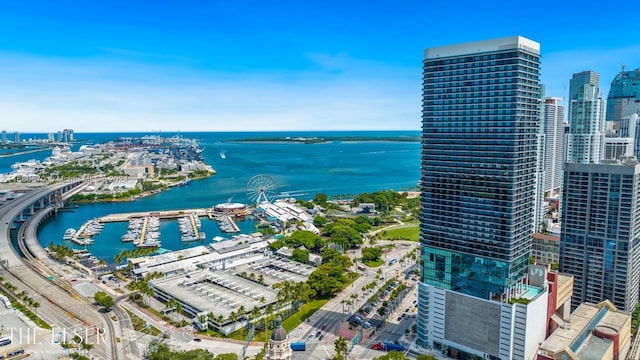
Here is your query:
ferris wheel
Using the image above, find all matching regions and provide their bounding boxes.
[246,174,277,205]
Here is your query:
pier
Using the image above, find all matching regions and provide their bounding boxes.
[70,218,103,245]
[99,208,208,222]
[215,215,240,233]
[139,217,148,246]
[189,212,200,239]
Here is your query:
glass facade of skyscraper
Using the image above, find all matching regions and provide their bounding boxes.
[421,36,541,300]
[606,68,640,122]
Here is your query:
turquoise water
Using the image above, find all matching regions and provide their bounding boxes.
[3,131,420,263]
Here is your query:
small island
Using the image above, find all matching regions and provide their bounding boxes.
[226,135,420,144]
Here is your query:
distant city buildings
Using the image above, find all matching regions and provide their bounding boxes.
[560,160,640,312]
[566,71,606,164]
[417,35,546,359]
[63,128,74,142]
[0,128,75,145]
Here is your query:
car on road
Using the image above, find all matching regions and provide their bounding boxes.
[306,335,313,341]
[321,325,327,331]
[316,331,322,337]
[318,334,323,341]
[193,338,201,342]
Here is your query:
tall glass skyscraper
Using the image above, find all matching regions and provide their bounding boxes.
[566,71,605,164]
[421,36,540,299]
[418,36,547,360]
[607,68,640,123]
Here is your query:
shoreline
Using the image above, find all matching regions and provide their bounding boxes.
[0,147,51,158]
[68,173,215,204]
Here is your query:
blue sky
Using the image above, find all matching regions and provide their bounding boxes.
[0,1,638,132]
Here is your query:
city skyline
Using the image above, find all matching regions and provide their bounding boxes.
[1,1,638,132]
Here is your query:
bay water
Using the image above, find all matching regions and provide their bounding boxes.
[2,131,420,263]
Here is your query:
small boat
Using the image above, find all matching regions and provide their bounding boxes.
[63,228,76,240]
[220,150,226,159]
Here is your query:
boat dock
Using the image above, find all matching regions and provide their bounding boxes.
[99,208,208,222]
[189,212,200,239]
[215,215,240,233]
[70,219,103,245]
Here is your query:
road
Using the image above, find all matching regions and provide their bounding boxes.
[292,240,419,360]
[0,184,119,359]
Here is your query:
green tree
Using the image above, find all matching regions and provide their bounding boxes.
[334,336,348,360]
[374,351,410,360]
[314,215,328,228]
[314,193,328,205]
[291,249,310,263]
[287,230,323,251]
[308,264,345,297]
[80,341,94,358]
[214,354,238,360]
[361,247,383,263]
[94,291,114,311]
[416,355,439,360]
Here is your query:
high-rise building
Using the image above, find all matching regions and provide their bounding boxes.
[417,36,547,360]
[607,67,640,123]
[533,86,546,233]
[543,97,565,197]
[566,71,606,164]
[63,129,74,142]
[13,131,20,144]
[1,131,7,145]
[560,160,640,312]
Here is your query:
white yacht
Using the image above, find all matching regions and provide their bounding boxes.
[63,228,76,240]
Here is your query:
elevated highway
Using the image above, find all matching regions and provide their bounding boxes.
[0,182,121,359]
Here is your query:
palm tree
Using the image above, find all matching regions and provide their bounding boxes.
[165,299,178,321]
[81,341,94,357]
[207,312,215,335]
[250,306,261,329]
[216,314,225,333]
[228,311,237,327]
[334,336,348,360]
[175,302,183,324]
[198,314,207,331]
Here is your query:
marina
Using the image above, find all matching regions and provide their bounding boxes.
[214,215,240,233]
[178,212,205,242]
[66,218,104,245]
[34,131,420,263]
[136,216,161,248]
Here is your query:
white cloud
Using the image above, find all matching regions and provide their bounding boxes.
[0,52,420,132]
